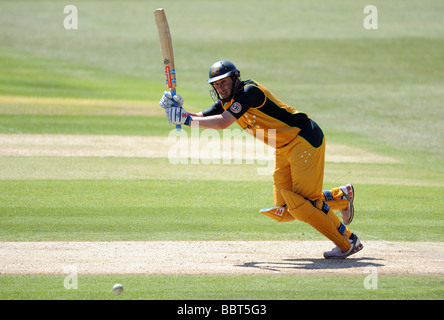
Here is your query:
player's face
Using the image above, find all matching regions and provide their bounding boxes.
[213,77,233,99]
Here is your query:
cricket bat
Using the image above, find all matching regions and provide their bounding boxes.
[154,8,181,131]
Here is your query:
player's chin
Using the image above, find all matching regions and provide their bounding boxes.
[219,92,230,99]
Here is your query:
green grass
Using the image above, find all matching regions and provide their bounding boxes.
[0,48,161,101]
[1,180,442,242]
[0,0,443,300]
[0,114,170,136]
[0,275,442,300]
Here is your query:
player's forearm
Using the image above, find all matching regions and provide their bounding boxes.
[187,111,203,117]
[185,109,236,129]
[189,115,228,129]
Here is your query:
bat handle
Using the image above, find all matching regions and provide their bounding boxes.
[170,89,181,132]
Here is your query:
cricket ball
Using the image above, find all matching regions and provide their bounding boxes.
[112,283,124,295]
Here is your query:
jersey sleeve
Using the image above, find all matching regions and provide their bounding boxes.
[201,101,225,116]
[226,85,265,119]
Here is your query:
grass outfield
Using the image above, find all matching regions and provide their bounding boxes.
[0,180,442,242]
[1,275,442,300]
[1,0,443,301]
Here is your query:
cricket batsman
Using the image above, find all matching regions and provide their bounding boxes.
[159,61,363,259]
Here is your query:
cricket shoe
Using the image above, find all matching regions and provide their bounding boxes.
[339,183,354,225]
[323,234,363,259]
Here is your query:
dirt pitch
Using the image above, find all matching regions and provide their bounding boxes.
[1,240,442,276]
[0,134,400,163]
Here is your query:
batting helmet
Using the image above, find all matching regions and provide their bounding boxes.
[207,60,240,84]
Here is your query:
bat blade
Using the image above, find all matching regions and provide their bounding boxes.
[154,8,181,131]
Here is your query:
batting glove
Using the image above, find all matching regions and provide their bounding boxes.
[170,106,192,126]
[165,107,173,125]
[159,91,184,109]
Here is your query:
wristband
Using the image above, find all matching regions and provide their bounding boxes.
[184,115,193,126]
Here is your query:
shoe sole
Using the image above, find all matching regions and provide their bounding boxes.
[323,240,363,259]
[346,242,363,258]
[340,184,354,225]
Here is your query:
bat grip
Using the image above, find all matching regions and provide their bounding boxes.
[170,89,181,132]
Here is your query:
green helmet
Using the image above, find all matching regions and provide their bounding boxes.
[207,60,240,84]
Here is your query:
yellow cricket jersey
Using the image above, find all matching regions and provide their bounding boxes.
[202,79,310,149]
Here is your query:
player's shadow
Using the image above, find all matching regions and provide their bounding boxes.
[235,257,384,273]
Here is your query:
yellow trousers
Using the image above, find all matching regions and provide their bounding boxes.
[267,132,352,251]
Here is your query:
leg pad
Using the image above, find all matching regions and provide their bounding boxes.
[259,206,296,223]
[281,190,351,251]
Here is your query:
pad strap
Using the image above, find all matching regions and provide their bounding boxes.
[307,199,330,214]
[323,190,334,201]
